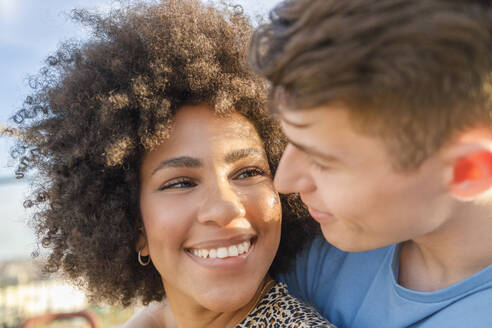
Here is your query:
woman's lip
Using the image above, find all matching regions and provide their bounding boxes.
[186,238,256,270]
[307,206,335,224]
[185,233,255,250]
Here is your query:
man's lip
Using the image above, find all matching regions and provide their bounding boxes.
[185,234,255,250]
[306,206,335,224]
[299,195,334,221]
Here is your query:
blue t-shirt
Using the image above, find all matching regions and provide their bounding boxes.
[277,236,492,328]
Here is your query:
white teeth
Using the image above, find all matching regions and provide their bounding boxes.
[217,247,228,258]
[237,243,245,254]
[190,240,252,259]
[228,245,238,257]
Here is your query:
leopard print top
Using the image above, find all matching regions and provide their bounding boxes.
[236,282,335,327]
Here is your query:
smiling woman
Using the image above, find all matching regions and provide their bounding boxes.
[138,105,282,325]
[8,0,332,326]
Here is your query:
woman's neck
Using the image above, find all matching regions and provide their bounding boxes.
[165,276,273,328]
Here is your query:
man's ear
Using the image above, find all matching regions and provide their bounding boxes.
[136,227,149,256]
[445,129,492,200]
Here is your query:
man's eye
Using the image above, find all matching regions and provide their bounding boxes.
[309,158,329,172]
[235,167,266,179]
[158,178,197,191]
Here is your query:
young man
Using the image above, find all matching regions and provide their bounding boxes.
[127,0,492,326]
[247,0,492,326]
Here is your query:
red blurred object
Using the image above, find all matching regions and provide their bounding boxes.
[21,310,102,328]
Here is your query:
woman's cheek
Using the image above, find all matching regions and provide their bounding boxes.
[243,184,282,225]
[142,195,193,248]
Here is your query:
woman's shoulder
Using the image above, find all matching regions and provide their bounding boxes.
[237,282,336,327]
[122,301,177,328]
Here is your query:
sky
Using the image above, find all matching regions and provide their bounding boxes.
[0,0,281,261]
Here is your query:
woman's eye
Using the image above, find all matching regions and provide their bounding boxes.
[158,178,197,191]
[235,167,266,179]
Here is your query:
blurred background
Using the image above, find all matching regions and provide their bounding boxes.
[0,0,280,326]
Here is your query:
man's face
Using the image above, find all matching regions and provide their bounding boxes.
[275,104,455,251]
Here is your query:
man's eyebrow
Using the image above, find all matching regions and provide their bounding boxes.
[287,138,340,162]
[225,148,265,163]
[152,156,202,175]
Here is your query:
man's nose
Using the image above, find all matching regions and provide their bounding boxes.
[274,144,316,194]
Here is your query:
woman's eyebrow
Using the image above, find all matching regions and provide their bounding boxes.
[224,148,264,163]
[152,156,203,175]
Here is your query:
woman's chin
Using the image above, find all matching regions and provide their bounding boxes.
[196,286,259,313]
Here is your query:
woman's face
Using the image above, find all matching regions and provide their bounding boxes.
[139,104,281,312]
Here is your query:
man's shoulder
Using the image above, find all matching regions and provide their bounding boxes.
[280,238,397,323]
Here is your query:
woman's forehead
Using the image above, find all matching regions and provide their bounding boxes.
[142,106,265,166]
[172,105,260,140]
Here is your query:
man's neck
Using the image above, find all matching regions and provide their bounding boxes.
[398,202,492,292]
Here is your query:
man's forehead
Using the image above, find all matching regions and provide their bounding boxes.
[277,110,312,128]
[276,102,349,129]
[277,104,391,164]
[275,104,321,128]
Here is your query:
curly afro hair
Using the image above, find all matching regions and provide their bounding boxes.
[10,0,319,306]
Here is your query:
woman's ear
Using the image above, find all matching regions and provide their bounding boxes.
[136,227,149,256]
[445,129,492,200]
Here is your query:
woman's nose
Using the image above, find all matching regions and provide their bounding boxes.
[197,180,246,226]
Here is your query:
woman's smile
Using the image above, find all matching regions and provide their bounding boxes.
[185,236,256,270]
[185,234,254,258]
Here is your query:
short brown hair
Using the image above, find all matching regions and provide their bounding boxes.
[11,0,317,307]
[249,0,492,168]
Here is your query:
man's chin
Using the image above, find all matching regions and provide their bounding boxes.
[320,227,385,253]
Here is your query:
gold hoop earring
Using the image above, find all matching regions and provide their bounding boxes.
[138,247,151,266]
